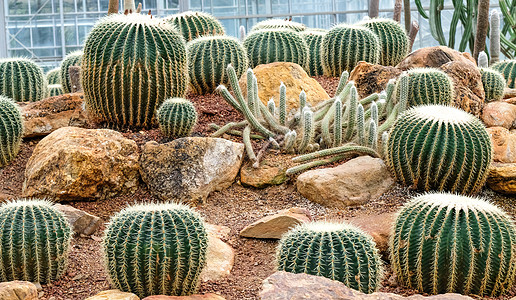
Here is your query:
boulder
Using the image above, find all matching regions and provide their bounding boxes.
[139,137,244,204]
[347,212,396,256]
[348,62,402,98]
[0,281,38,300]
[240,161,287,188]
[240,207,311,239]
[22,127,139,201]
[200,234,234,282]
[487,162,516,194]
[296,156,394,208]
[85,290,139,300]
[143,294,225,300]
[486,127,516,163]
[205,223,231,240]
[482,101,516,129]
[54,204,101,236]
[239,62,330,110]
[397,46,476,70]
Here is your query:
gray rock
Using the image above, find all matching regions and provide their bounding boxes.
[240,207,311,239]
[54,204,101,236]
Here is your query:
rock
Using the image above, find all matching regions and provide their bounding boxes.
[486,127,516,163]
[0,281,38,300]
[22,127,139,201]
[487,162,516,194]
[397,46,476,70]
[260,271,475,300]
[482,101,516,129]
[296,156,394,208]
[240,207,311,239]
[348,62,402,98]
[85,290,139,300]
[200,234,234,282]
[240,161,287,188]
[239,62,330,110]
[143,294,225,300]
[20,93,89,138]
[0,193,15,202]
[140,137,244,204]
[54,204,101,236]
[205,223,231,240]
[347,212,396,256]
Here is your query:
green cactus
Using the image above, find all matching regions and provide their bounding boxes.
[60,51,83,93]
[390,193,516,296]
[0,199,72,283]
[165,11,225,42]
[0,96,23,167]
[395,68,454,107]
[46,68,61,85]
[277,221,383,293]
[321,24,380,76]
[250,19,306,32]
[386,105,492,195]
[243,29,308,68]
[492,60,516,88]
[480,68,506,102]
[300,29,327,76]
[47,84,64,97]
[187,36,247,94]
[358,18,409,66]
[81,14,188,129]
[103,202,208,298]
[0,58,46,102]
[157,98,197,139]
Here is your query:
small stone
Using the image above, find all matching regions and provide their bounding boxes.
[240,207,312,239]
[200,234,235,282]
[0,281,38,300]
[240,161,287,189]
[348,62,402,98]
[347,212,396,256]
[91,235,103,242]
[482,101,516,129]
[85,290,139,300]
[54,204,102,236]
[486,127,516,163]
[142,294,225,300]
[487,162,516,194]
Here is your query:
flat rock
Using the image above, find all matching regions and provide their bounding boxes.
[54,203,101,236]
[140,137,244,204]
[0,281,38,300]
[397,46,476,70]
[143,294,225,300]
[200,234,234,282]
[240,207,311,239]
[487,127,516,163]
[22,127,140,201]
[348,62,402,98]
[240,161,287,188]
[482,101,516,129]
[85,290,139,300]
[487,162,516,194]
[296,156,394,208]
[347,212,396,256]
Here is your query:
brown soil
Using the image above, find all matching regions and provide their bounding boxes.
[1,77,515,300]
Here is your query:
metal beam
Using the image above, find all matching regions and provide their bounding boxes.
[0,1,7,58]
[59,0,66,58]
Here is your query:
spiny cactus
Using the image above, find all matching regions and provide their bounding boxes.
[157,98,197,138]
[60,51,83,93]
[0,199,72,283]
[244,29,308,68]
[46,68,61,85]
[478,51,489,68]
[321,24,380,76]
[358,18,409,66]
[0,58,46,102]
[277,221,383,293]
[250,19,306,32]
[390,193,516,296]
[0,96,23,167]
[386,105,492,195]
[395,68,454,107]
[47,84,64,97]
[81,14,188,129]
[300,29,327,76]
[165,11,225,42]
[480,68,506,101]
[187,36,247,94]
[489,10,501,65]
[103,202,208,298]
[492,60,516,88]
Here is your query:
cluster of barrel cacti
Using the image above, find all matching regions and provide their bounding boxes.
[60,51,83,93]
[0,58,47,102]
[0,96,23,167]
[157,98,198,138]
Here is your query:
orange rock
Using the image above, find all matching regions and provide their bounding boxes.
[486,127,516,163]
[348,62,401,98]
[397,46,476,70]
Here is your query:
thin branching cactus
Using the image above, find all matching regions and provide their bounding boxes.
[0,96,23,167]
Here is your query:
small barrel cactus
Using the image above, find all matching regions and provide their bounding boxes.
[60,51,83,93]
[157,98,197,138]
[480,68,506,101]
[0,58,46,102]
[46,68,61,85]
[321,24,380,76]
[187,36,247,94]
[103,202,208,298]
[81,14,188,129]
[390,193,516,296]
[0,96,23,167]
[277,221,383,293]
[244,29,308,68]
[165,11,225,42]
[250,19,306,32]
[47,84,64,97]
[386,105,492,195]
[358,18,409,66]
[492,59,516,88]
[0,199,72,283]
[300,29,327,76]
[395,68,454,107]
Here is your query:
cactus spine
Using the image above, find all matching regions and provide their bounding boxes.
[480,68,506,101]
[60,51,83,93]
[390,193,516,296]
[47,84,64,97]
[157,98,197,139]
[492,60,516,88]
[358,18,409,66]
[300,30,327,76]
[0,58,46,102]
[165,11,225,42]
[250,19,306,32]
[396,68,454,107]
[277,221,383,293]
[46,68,61,85]
[0,96,23,167]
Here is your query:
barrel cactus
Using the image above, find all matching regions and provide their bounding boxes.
[81,14,188,129]
[358,18,409,66]
[251,19,306,32]
[390,193,516,296]
[491,60,516,88]
[47,84,64,97]
[0,199,72,283]
[277,221,383,293]
[165,11,225,42]
[395,68,454,107]
[321,24,380,76]
[46,68,61,85]
[244,29,308,68]
[480,68,506,102]
[103,202,208,298]
[0,96,23,167]
[300,29,327,76]
[386,105,492,195]
[157,98,197,138]
[0,58,46,102]
[60,51,83,93]
[187,36,247,94]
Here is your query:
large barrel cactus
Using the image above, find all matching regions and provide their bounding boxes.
[358,18,409,66]
[81,14,188,129]
[46,68,61,85]
[386,105,492,195]
[0,96,23,167]
[480,68,506,102]
[300,29,327,76]
[390,193,516,296]
[0,58,46,102]
[165,11,225,42]
[157,98,197,138]
[321,24,380,76]
[0,199,72,283]
[277,221,383,293]
[492,59,516,88]
[47,84,64,97]
[60,50,83,93]
[103,203,208,298]
[244,29,308,68]
[251,19,306,32]
[395,68,454,107]
[187,36,247,94]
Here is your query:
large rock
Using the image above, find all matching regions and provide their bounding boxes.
[348,62,402,98]
[240,161,287,188]
[397,46,476,70]
[0,281,38,300]
[486,127,516,163]
[482,101,516,129]
[85,290,139,300]
[140,137,244,204]
[487,162,516,194]
[296,156,394,208]
[240,207,311,239]
[200,234,234,282]
[22,127,139,201]
[239,62,330,110]
[54,204,101,236]
[143,294,225,300]
[347,212,396,256]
